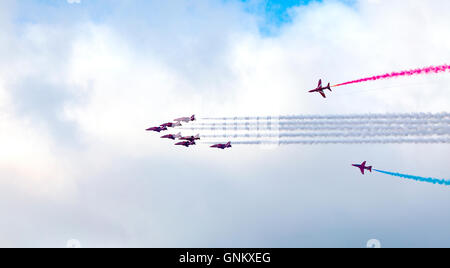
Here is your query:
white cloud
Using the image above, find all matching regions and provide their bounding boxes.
[67,0,81,4]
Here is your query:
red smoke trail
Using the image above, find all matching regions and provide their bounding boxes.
[332,64,450,87]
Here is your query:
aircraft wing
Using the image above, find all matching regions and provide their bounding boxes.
[360,168,365,175]
[319,91,326,98]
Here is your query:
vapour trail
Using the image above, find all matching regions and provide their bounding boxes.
[201,112,450,121]
[200,129,450,138]
[204,138,450,145]
[182,126,450,132]
[191,119,450,127]
[332,64,450,87]
[374,169,450,186]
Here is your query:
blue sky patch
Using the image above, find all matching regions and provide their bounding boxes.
[238,0,322,35]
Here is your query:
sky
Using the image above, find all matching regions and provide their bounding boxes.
[1,0,450,248]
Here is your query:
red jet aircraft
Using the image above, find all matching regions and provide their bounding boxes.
[160,122,182,128]
[179,134,200,142]
[210,142,232,149]
[161,132,182,140]
[175,140,196,147]
[352,161,373,175]
[146,126,168,132]
[309,79,332,98]
[174,115,196,123]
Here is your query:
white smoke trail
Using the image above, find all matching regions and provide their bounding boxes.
[208,138,450,145]
[279,113,450,121]
[191,113,450,145]
[200,129,450,138]
[182,125,450,132]
[191,119,450,127]
[201,112,450,121]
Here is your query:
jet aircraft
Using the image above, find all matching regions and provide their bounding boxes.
[352,161,373,175]
[309,79,332,98]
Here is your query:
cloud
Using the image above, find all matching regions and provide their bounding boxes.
[1,0,450,247]
[67,0,81,4]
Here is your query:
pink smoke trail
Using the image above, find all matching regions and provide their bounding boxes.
[332,64,450,87]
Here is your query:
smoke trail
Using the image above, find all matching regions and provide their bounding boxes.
[374,169,450,186]
[332,65,450,87]
[183,125,450,132]
[205,138,450,145]
[201,112,450,121]
[192,119,450,127]
[200,129,450,138]
[191,112,450,144]
[277,138,450,144]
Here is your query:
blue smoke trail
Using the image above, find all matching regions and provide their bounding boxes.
[374,169,450,186]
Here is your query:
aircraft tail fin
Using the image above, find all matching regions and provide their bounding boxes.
[368,166,372,173]
[327,83,332,91]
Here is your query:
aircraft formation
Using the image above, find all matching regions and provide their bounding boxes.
[146,115,232,150]
[146,64,450,186]
[146,113,449,186]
